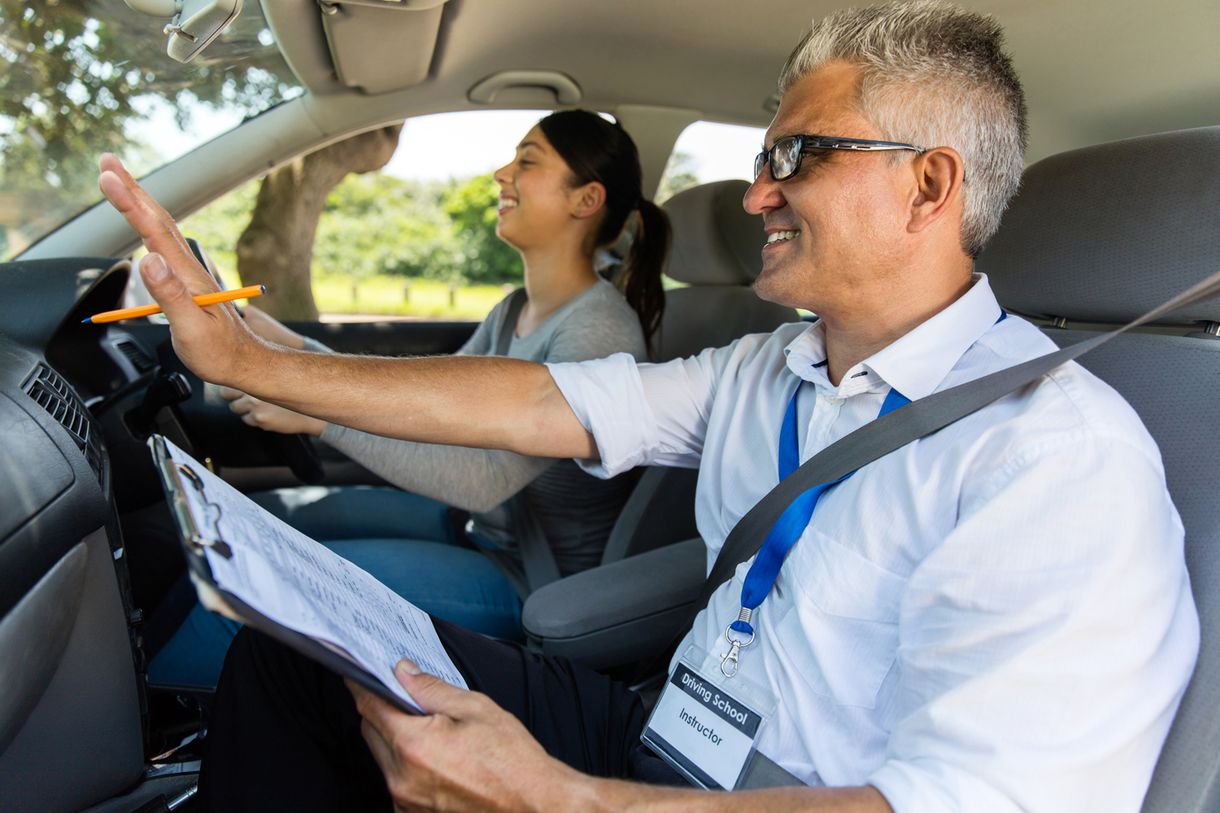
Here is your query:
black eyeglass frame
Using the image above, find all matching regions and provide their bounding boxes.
[754,134,927,181]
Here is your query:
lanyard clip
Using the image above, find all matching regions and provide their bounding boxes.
[720,610,756,679]
[720,639,744,678]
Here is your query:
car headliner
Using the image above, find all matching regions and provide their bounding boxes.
[19,0,1219,262]
[272,0,1220,163]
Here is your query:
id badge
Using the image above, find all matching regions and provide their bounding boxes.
[640,646,775,790]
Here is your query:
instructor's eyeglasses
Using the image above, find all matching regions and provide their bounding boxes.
[754,134,927,182]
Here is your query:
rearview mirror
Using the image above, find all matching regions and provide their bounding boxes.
[123,0,244,63]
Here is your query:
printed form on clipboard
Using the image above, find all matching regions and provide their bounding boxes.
[149,434,467,712]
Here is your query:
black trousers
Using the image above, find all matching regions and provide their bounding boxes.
[198,619,684,811]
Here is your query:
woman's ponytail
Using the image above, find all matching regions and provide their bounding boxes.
[537,110,671,357]
[617,200,669,356]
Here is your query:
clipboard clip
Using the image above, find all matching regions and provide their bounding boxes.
[175,462,234,560]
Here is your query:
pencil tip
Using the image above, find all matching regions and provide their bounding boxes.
[81,317,91,324]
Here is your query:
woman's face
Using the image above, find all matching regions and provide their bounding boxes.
[492,125,589,251]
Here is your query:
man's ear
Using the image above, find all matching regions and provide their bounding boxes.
[907,146,965,235]
[571,181,607,220]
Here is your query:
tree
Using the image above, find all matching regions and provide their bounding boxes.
[442,174,523,285]
[0,0,293,254]
[313,173,458,283]
[1,1,409,318]
[655,150,700,204]
[233,124,404,320]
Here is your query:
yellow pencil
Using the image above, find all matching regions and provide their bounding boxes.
[82,284,267,324]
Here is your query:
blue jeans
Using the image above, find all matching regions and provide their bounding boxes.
[147,486,522,691]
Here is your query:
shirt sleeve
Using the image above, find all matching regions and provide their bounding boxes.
[546,342,735,478]
[867,431,1199,812]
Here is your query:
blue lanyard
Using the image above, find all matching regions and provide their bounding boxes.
[718,309,1006,677]
[719,382,910,677]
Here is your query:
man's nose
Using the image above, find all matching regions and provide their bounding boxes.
[743,167,784,215]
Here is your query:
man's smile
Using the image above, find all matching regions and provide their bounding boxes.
[764,229,801,249]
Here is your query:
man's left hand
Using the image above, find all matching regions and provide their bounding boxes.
[347,660,586,813]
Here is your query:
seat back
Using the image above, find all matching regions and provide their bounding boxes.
[601,180,798,564]
[975,126,1220,812]
[655,180,799,361]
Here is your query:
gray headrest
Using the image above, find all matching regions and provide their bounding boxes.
[662,180,764,285]
[977,127,1220,326]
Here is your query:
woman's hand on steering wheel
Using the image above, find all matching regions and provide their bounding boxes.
[219,386,326,437]
[241,305,309,350]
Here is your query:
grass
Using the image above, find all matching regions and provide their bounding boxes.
[313,275,513,319]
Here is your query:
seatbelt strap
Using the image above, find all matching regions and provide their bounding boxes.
[493,288,526,357]
[667,267,1220,685]
[492,289,563,594]
[740,751,805,789]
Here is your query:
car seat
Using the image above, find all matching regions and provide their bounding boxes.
[974,126,1220,813]
[522,180,799,668]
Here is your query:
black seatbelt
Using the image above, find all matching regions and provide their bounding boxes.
[487,289,563,596]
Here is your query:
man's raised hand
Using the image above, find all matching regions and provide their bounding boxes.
[97,153,269,388]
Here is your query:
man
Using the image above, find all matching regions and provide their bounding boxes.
[100,2,1197,810]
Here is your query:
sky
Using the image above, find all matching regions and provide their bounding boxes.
[131,103,764,189]
[382,110,764,186]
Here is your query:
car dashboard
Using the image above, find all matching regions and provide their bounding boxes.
[0,257,152,811]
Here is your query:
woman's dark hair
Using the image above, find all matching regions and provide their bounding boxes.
[538,109,669,353]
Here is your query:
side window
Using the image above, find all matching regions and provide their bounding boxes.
[181,110,547,322]
[656,121,766,204]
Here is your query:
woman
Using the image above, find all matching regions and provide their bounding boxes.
[149,110,670,689]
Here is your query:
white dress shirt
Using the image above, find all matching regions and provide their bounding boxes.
[546,275,1198,812]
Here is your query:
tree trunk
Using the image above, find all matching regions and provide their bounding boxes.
[235,124,403,320]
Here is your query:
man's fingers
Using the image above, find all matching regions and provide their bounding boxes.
[98,165,186,256]
[139,253,213,326]
[97,168,137,212]
[347,680,431,747]
[359,717,397,776]
[396,664,485,719]
[217,385,243,402]
[357,713,429,813]
[98,155,215,293]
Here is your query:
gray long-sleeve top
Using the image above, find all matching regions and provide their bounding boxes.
[311,278,647,575]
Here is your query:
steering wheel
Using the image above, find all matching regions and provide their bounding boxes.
[154,340,326,484]
[142,240,325,484]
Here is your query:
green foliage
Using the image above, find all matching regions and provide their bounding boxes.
[656,150,700,204]
[443,174,524,285]
[316,173,462,282]
[184,170,525,293]
[0,0,520,294]
[0,0,296,255]
[179,182,258,282]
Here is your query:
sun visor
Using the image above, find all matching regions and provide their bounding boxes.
[319,0,453,94]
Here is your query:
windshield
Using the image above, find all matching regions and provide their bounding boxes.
[0,0,301,260]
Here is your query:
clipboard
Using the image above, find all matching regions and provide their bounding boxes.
[148,434,420,715]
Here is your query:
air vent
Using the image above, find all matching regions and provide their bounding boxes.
[115,338,155,373]
[21,363,105,489]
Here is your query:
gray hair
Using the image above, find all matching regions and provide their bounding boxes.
[779,0,1027,257]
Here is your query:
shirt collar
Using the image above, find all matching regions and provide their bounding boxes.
[783,273,1003,401]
